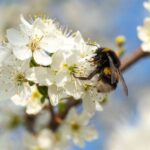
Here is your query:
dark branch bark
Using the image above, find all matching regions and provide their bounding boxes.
[49,98,81,131]
[120,47,150,71]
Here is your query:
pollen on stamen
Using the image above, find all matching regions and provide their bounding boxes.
[28,36,43,52]
[15,72,26,85]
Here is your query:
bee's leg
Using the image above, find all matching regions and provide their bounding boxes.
[73,69,98,80]
[97,73,102,81]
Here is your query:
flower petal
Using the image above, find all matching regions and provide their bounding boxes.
[26,67,52,86]
[95,101,103,111]
[64,81,83,99]
[20,15,32,29]
[82,93,95,115]
[11,85,31,106]
[142,42,150,52]
[13,46,32,60]
[40,38,60,53]
[7,28,29,46]
[48,85,59,106]
[33,50,52,66]
[26,102,42,114]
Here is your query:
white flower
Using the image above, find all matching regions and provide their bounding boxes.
[0,55,30,101]
[82,87,104,114]
[12,85,44,115]
[48,84,67,106]
[137,17,150,52]
[61,108,98,148]
[49,43,94,100]
[144,0,150,11]
[1,14,105,115]
[0,100,24,131]
[26,29,104,112]
[37,129,68,150]
[7,16,62,66]
[27,66,52,86]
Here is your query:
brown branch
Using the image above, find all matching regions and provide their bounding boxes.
[49,98,81,131]
[25,113,36,134]
[120,47,150,71]
[59,98,82,119]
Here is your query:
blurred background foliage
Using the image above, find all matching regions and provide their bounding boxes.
[0,0,150,150]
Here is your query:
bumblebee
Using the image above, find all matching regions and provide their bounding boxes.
[74,47,128,95]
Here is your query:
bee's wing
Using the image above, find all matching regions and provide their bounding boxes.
[117,69,128,96]
[107,54,117,84]
[107,54,128,96]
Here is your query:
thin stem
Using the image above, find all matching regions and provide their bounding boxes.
[49,98,81,131]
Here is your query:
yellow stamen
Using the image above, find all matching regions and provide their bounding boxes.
[28,36,43,52]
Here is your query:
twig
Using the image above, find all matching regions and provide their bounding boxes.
[24,113,36,134]
[120,47,150,71]
[49,98,81,131]
[59,98,82,119]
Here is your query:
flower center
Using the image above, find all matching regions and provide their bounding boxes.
[63,64,77,73]
[15,72,26,85]
[31,89,42,101]
[28,36,43,52]
[8,115,21,129]
[71,122,80,131]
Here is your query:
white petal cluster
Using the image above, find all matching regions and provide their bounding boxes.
[0,15,105,115]
[0,100,24,132]
[0,100,53,150]
[36,108,98,149]
[37,112,98,149]
[137,18,150,51]
[0,100,39,150]
[61,108,98,148]
[137,0,150,52]
[37,129,68,150]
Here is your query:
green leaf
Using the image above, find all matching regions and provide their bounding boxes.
[37,85,48,103]
[30,57,39,67]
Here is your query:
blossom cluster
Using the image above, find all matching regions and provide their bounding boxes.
[0,100,98,149]
[0,13,109,149]
[0,15,105,115]
[0,14,107,149]
[0,16,105,114]
[137,0,150,52]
